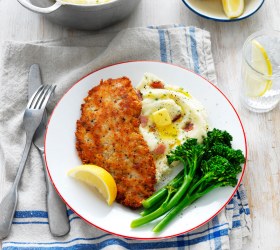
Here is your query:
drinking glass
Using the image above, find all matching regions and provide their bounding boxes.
[240,30,280,113]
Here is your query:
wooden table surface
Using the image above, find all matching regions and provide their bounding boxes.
[0,0,279,249]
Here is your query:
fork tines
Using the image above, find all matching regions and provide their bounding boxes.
[28,85,56,110]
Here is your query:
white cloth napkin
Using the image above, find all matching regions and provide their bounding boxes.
[0,25,251,250]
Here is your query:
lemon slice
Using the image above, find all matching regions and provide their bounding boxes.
[245,40,273,97]
[68,165,117,205]
[251,40,273,76]
[222,0,244,18]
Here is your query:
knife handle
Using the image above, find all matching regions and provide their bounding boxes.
[40,152,70,236]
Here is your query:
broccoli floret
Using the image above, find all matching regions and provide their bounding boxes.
[206,144,245,166]
[132,138,204,229]
[131,128,245,233]
[203,128,233,148]
[167,138,199,165]
[167,139,204,175]
[202,156,241,186]
[153,151,244,233]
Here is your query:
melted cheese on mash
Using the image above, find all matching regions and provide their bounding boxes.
[137,73,209,182]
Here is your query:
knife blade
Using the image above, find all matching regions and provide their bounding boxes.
[28,64,70,236]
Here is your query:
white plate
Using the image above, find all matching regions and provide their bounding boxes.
[45,61,247,239]
[182,0,264,22]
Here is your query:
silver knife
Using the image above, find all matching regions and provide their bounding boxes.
[28,64,70,236]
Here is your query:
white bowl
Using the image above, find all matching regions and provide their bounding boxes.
[182,0,264,22]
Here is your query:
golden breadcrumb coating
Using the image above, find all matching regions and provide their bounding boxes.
[75,77,156,209]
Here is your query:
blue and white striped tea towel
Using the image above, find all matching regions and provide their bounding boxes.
[0,25,251,249]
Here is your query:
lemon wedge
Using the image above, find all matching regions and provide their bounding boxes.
[222,0,244,19]
[244,40,273,97]
[68,165,117,205]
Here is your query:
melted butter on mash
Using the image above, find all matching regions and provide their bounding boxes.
[137,73,209,182]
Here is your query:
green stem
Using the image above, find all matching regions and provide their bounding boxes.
[141,185,177,216]
[142,169,184,209]
[131,175,192,228]
[140,197,165,216]
[152,194,199,233]
[153,184,222,233]
[187,174,209,195]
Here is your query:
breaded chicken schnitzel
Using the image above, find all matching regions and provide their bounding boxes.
[75,77,156,209]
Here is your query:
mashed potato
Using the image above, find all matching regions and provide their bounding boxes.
[58,0,111,5]
[137,73,209,182]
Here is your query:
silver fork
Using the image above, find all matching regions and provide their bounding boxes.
[0,84,56,240]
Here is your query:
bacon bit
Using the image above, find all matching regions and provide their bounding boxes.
[149,124,156,132]
[150,81,165,89]
[136,90,143,101]
[140,115,148,127]
[153,143,166,155]
[184,122,194,132]
[172,114,181,122]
